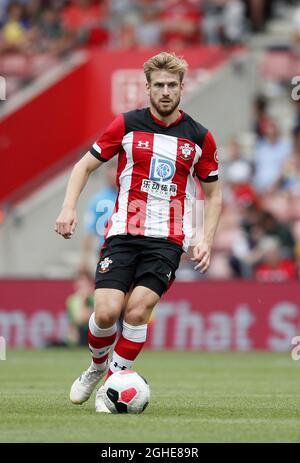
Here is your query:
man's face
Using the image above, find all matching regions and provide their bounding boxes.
[146,70,183,117]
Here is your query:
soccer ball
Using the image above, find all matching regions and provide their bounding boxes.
[103,370,150,414]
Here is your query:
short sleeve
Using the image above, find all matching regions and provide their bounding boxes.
[194,130,219,182]
[90,114,125,162]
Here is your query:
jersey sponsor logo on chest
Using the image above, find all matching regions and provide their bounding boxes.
[141,179,177,199]
[141,157,177,199]
[150,158,175,182]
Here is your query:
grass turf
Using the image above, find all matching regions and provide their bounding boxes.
[0,349,300,443]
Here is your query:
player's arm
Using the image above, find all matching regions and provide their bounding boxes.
[191,180,222,272]
[55,152,103,239]
[192,130,222,272]
[55,114,125,240]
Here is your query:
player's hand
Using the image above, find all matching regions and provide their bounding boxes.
[191,242,211,273]
[55,206,77,239]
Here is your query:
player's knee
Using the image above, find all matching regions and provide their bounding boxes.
[125,302,150,325]
[94,300,120,328]
[94,290,124,327]
[94,310,117,328]
[125,311,146,326]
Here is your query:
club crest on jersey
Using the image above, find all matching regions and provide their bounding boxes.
[98,257,113,273]
[150,158,175,182]
[137,140,150,149]
[179,143,194,161]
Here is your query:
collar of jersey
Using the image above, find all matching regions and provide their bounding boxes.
[148,108,185,127]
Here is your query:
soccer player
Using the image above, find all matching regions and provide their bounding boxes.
[55,52,222,413]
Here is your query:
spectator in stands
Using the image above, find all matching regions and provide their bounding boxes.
[80,162,117,273]
[203,0,245,45]
[292,101,300,133]
[25,0,43,26]
[62,0,109,48]
[113,20,136,49]
[258,210,295,259]
[254,236,297,282]
[160,0,202,48]
[109,0,136,18]
[252,119,291,194]
[292,220,300,278]
[228,202,262,277]
[66,270,94,346]
[221,0,245,44]
[223,138,257,207]
[253,94,272,139]
[229,203,297,279]
[0,0,9,25]
[135,7,161,48]
[292,4,300,49]
[36,6,72,55]
[243,0,276,33]
[0,1,28,53]
[283,126,300,197]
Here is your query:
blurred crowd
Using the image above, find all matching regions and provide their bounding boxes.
[2,0,300,286]
[189,96,300,283]
[0,0,290,57]
[1,1,296,98]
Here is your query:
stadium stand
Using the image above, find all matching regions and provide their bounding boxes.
[0,0,286,99]
[1,0,299,283]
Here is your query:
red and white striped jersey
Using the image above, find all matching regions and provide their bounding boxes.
[90,108,218,251]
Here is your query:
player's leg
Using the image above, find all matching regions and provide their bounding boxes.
[102,238,183,382]
[106,284,160,377]
[95,283,160,412]
[70,236,137,406]
[88,288,125,371]
[70,288,125,405]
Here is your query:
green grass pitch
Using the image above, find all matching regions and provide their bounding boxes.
[1,348,300,443]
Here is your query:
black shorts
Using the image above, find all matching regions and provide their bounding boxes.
[95,234,183,297]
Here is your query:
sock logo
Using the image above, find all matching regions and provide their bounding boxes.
[113,361,127,371]
[89,346,110,356]
[98,348,110,356]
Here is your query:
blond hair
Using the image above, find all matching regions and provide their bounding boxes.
[143,52,188,83]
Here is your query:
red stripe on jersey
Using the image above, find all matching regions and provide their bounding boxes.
[101,147,127,249]
[168,138,196,246]
[126,132,154,235]
[93,114,125,161]
[194,130,218,180]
